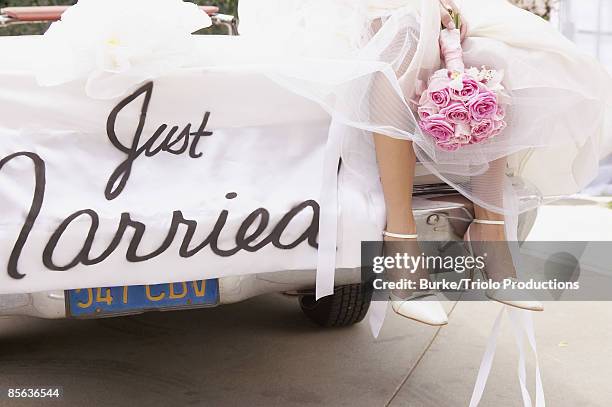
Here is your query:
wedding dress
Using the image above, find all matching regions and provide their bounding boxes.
[237,0,612,215]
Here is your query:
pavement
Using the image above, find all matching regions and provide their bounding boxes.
[0,197,611,407]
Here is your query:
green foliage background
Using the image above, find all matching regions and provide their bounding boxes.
[0,0,238,36]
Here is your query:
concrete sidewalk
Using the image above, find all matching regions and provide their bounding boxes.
[388,301,612,406]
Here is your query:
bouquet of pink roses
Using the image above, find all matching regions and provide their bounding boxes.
[417,25,508,152]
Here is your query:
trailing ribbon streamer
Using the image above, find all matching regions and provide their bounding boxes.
[469,306,545,407]
[468,305,505,407]
[368,300,388,338]
[315,119,344,300]
[508,307,546,407]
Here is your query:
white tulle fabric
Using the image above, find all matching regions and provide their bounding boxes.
[35,0,212,99]
[237,0,612,215]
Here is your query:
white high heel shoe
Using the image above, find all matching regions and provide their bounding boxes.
[464,219,544,312]
[383,231,449,326]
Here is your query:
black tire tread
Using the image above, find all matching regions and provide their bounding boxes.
[299,284,372,328]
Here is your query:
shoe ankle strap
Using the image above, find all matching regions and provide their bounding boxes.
[383,231,418,239]
[473,219,505,225]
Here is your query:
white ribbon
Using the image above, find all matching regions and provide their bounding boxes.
[315,118,344,300]
[468,305,505,407]
[508,307,546,407]
[469,306,545,407]
[368,300,389,338]
[503,176,520,242]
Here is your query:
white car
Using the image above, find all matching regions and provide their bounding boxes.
[0,6,537,328]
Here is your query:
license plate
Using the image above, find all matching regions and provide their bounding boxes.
[66,280,219,318]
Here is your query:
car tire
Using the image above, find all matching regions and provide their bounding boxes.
[299,284,372,328]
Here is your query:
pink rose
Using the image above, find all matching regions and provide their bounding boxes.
[419,114,454,143]
[418,102,438,120]
[450,77,480,102]
[453,124,473,145]
[467,91,498,121]
[429,88,452,108]
[437,140,461,152]
[440,101,470,124]
[471,119,495,143]
[471,119,506,144]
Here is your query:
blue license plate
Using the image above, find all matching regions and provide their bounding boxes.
[66,280,219,318]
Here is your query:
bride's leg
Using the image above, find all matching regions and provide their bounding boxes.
[373,134,417,237]
[470,158,518,281]
[373,134,429,293]
[469,159,542,311]
[373,134,449,325]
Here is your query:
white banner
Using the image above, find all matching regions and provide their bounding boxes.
[0,67,385,294]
